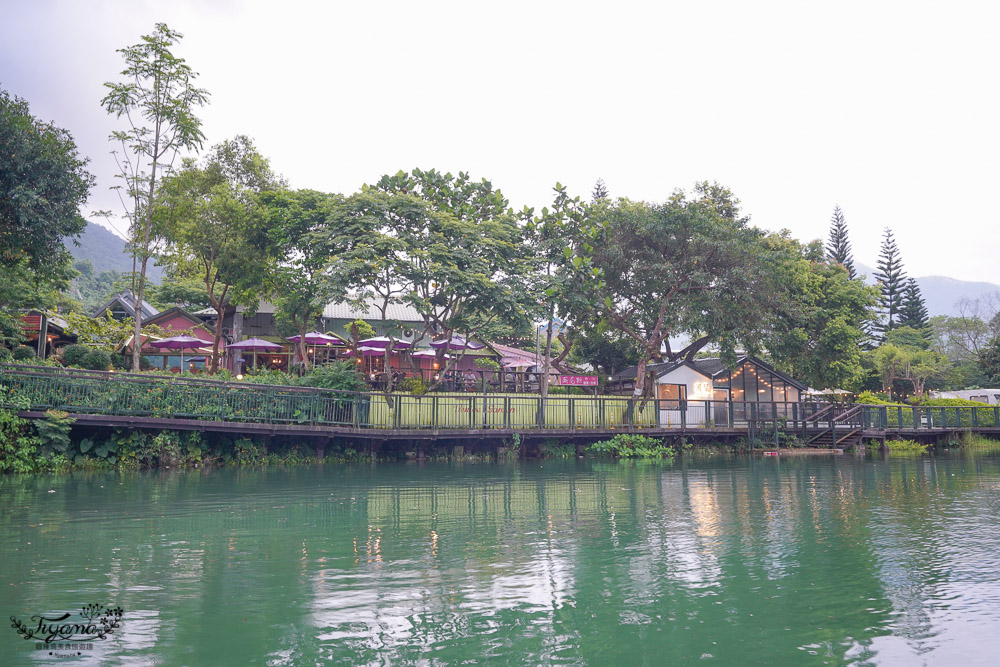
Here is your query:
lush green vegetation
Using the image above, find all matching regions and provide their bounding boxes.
[883,438,930,455]
[586,434,676,459]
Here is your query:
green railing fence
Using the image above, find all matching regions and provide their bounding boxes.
[3,365,998,435]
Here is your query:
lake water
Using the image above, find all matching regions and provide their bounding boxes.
[3,453,1000,665]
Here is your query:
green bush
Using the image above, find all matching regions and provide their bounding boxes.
[34,409,75,458]
[12,346,35,361]
[884,438,929,454]
[855,391,895,405]
[397,377,427,395]
[81,349,112,371]
[538,439,575,458]
[587,434,676,458]
[61,344,90,367]
[0,410,42,473]
[296,361,367,393]
[474,358,501,372]
[920,397,990,407]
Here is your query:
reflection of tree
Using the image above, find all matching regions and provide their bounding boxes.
[2,456,996,663]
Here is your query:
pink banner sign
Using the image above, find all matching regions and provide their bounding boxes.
[558,375,598,386]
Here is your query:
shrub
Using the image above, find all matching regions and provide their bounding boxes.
[587,434,676,458]
[397,377,427,395]
[538,439,574,458]
[81,349,112,371]
[12,346,35,361]
[0,347,11,363]
[920,397,990,407]
[34,409,75,457]
[0,410,42,473]
[884,438,929,454]
[61,344,90,367]
[855,391,895,405]
[296,361,367,393]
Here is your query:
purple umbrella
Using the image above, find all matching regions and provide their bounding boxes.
[286,331,344,345]
[359,336,412,350]
[430,335,485,350]
[227,337,284,371]
[150,335,209,370]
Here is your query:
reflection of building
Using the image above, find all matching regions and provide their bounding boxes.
[610,356,806,426]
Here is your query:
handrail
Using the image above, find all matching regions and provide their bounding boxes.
[833,405,864,423]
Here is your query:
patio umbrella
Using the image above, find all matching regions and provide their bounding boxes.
[411,349,451,358]
[430,335,485,350]
[343,345,393,357]
[227,337,284,371]
[286,331,344,345]
[359,336,412,350]
[501,355,535,368]
[150,335,208,371]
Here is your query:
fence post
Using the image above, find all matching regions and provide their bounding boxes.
[569,398,575,430]
[973,407,979,427]
[994,406,999,428]
[504,396,510,429]
[432,394,439,429]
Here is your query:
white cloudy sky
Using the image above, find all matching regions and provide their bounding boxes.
[2,0,998,282]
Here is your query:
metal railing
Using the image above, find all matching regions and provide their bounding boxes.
[6,365,998,435]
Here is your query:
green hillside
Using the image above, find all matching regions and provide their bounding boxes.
[64,222,163,282]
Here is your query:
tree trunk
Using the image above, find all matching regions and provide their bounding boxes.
[211,306,225,373]
[298,319,310,372]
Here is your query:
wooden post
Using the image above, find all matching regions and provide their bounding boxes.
[315,438,326,461]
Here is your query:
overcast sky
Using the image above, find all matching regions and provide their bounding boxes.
[3,0,998,282]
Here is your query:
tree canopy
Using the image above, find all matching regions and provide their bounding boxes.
[0,88,93,274]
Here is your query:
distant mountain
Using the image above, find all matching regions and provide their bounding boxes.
[64,222,163,283]
[855,262,998,317]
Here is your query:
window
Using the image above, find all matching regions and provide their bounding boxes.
[656,383,686,408]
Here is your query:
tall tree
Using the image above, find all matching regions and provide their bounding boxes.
[873,228,907,339]
[0,88,93,274]
[102,23,210,370]
[156,136,279,371]
[766,236,878,391]
[263,188,358,370]
[587,182,783,399]
[591,178,609,203]
[363,169,535,389]
[825,205,855,278]
[898,277,930,330]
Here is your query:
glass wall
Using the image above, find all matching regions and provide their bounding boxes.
[713,360,797,421]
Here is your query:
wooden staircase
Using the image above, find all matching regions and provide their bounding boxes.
[806,405,864,449]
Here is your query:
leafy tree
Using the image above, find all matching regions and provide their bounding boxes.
[873,228,907,339]
[148,275,211,311]
[766,236,877,391]
[263,188,348,370]
[0,88,93,274]
[156,136,279,371]
[979,336,1000,384]
[102,22,210,371]
[362,169,535,389]
[897,277,929,331]
[587,183,782,398]
[825,205,855,278]
[591,178,609,202]
[886,325,931,350]
[0,258,74,352]
[570,320,642,379]
[527,183,605,398]
[872,343,908,399]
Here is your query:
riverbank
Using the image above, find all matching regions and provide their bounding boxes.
[4,408,999,473]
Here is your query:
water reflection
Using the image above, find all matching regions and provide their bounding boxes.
[3,455,1000,664]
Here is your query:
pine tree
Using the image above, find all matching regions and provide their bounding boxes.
[898,277,930,330]
[874,228,907,338]
[825,205,855,278]
[592,178,609,203]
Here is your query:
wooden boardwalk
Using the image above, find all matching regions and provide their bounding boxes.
[5,365,1000,450]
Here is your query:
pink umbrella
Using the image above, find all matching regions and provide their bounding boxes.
[286,331,344,345]
[343,345,395,357]
[227,337,284,370]
[150,335,209,370]
[430,335,485,350]
[359,336,412,350]
[411,349,451,359]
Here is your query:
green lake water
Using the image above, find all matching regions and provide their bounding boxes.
[3,453,1000,665]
